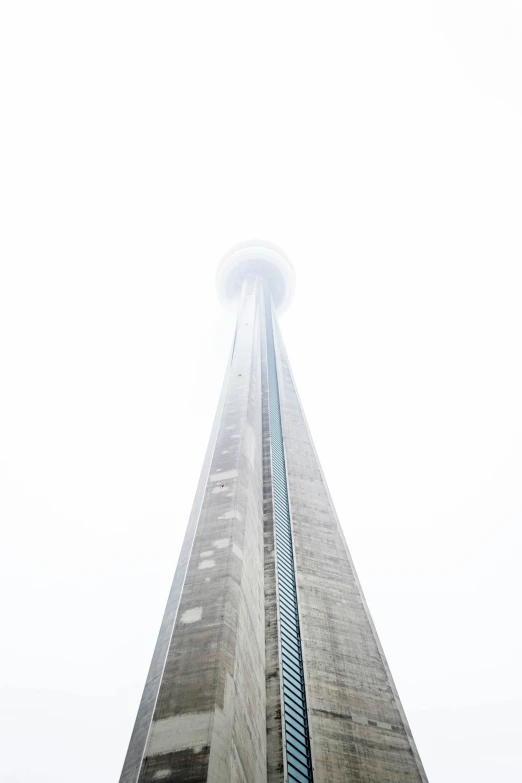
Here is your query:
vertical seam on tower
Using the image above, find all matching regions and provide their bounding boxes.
[265,293,314,783]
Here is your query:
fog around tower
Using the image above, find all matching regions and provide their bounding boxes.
[1,2,522,783]
[216,240,296,312]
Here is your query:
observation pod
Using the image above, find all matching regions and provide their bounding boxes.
[216,240,296,313]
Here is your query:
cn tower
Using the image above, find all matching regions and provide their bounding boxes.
[120,242,428,783]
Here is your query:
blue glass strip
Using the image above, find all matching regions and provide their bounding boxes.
[288,762,312,783]
[265,295,313,782]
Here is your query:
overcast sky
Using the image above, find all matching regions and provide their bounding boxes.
[1,2,521,781]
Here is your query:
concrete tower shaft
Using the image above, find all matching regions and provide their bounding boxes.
[119,248,429,783]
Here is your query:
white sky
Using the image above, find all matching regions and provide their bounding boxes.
[1,2,521,781]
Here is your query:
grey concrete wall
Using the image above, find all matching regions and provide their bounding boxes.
[273,314,429,783]
[121,279,268,783]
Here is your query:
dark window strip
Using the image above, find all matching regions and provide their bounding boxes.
[266,293,313,782]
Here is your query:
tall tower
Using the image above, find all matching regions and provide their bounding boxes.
[120,242,428,783]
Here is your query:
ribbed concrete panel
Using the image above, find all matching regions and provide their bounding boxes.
[120,316,234,783]
[121,279,267,783]
[272,314,428,783]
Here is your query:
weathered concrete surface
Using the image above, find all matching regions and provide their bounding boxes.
[121,277,429,783]
[119,314,235,783]
[121,279,267,783]
[273,315,428,783]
